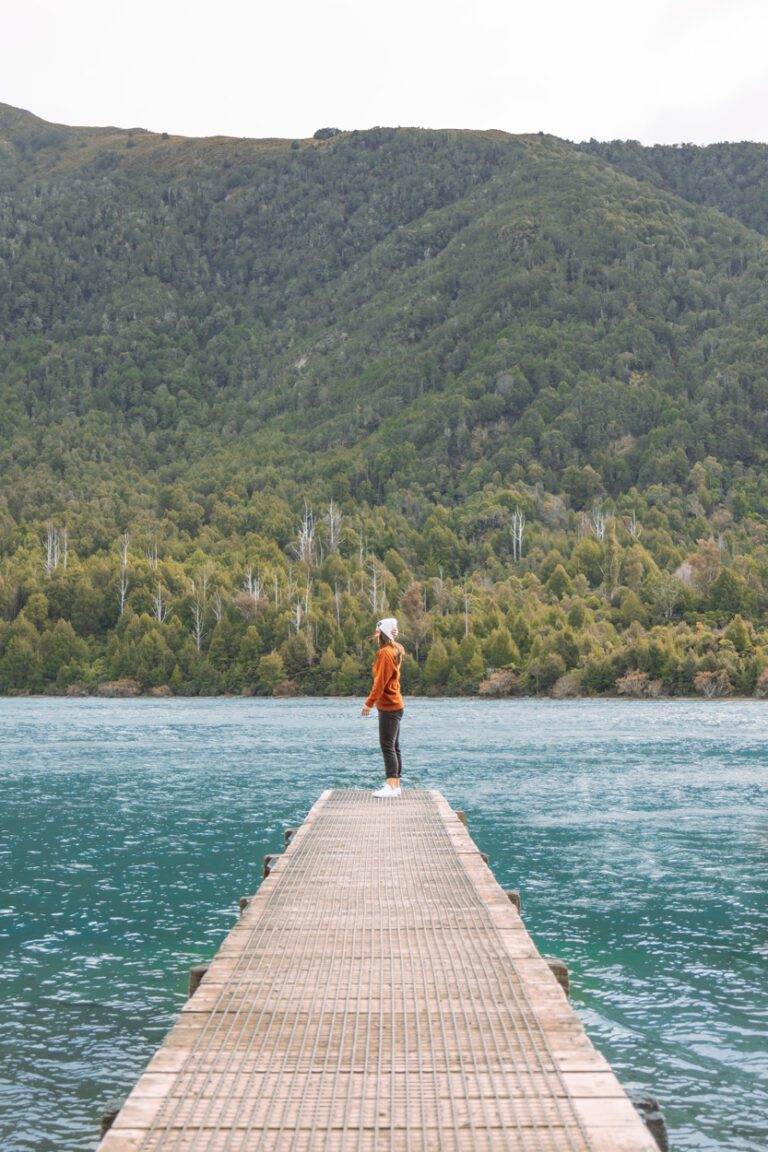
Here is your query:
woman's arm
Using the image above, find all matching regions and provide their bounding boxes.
[363,650,390,711]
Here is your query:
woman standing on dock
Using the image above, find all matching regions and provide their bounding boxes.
[362,617,405,797]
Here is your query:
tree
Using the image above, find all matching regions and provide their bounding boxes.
[39,620,86,684]
[572,539,604,587]
[0,632,42,692]
[281,632,314,678]
[257,651,285,695]
[618,590,646,626]
[527,652,566,692]
[136,630,175,687]
[118,532,130,615]
[690,539,722,594]
[546,564,572,600]
[238,626,263,684]
[709,570,749,615]
[648,572,683,621]
[511,508,525,561]
[693,668,731,698]
[337,654,364,694]
[484,627,519,669]
[724,615,752,654]
[23,592,49,630]
[423,638,450,686]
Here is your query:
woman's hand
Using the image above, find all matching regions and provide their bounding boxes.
[361,704,372,717]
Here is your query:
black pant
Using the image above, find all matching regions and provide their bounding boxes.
[378,708,403,778]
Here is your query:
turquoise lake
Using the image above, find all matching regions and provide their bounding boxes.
[0,697,766,1150]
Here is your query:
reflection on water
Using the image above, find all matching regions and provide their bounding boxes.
[0,698,766,1150]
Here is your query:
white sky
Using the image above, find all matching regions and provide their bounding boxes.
[4,0,768,144]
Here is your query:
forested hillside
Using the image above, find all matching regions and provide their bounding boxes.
[1,104,768,698]
[579,138,768,235]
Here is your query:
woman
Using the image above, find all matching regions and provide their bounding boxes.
[361,617,404,797]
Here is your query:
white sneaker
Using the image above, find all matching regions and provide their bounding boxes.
[373,784,402,797]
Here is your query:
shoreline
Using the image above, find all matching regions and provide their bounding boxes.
[1,692,764,703]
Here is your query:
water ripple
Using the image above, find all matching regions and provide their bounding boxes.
[0,698,766,1151]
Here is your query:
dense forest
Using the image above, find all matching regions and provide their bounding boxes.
[1,104,768,698]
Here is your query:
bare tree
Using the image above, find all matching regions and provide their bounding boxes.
[694,668,731,699]
[61,527,69,571]
[292,600,303,633]
[432,568,450,617]
[463,587,472,637]
[190,579,205,651]
[333,581,341,628]
[44,524,60,575]
[119,532,130,616]
[368,564,379,614]
[625,510,642,540]
[293,502,316,566]
[286,564,298,601]
[152,583,169,623]
[367,561,386,615]
[198,565,211,606]
[651,572,683,621]
[145,538,159,572]
[600,534,622,596]
[211,590,223,624]
[323,501,343,553]
[244,567,263,603]
[511,507,525,561]
[591,503,607,541]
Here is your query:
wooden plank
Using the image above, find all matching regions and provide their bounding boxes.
[98,789,658,1151]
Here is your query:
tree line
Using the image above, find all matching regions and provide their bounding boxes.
[2,489,767,699]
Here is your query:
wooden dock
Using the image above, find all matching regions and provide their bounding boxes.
[98,789,659,1151]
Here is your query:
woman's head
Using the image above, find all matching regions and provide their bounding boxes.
[376,617,398,644]
[377,617,400,645]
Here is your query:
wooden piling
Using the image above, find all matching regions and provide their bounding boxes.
[506,887,523,912]
[545,955,571,997]
[186,964,207,998]
[99,1099,123,1139]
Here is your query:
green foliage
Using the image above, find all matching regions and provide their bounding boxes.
[423,639,450,687]
[484,627,519,669]
[254,652,282,694]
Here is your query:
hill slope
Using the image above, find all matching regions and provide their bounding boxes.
[1,105,767,698]
[579,138,768,235]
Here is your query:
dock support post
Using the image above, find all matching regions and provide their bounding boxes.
[284,827,298,845]
[188,964,208,997]
[100,1099,123,1138]
[544,956,570,996]
[505,889,522,913]
[629,1093,669,1151]
[238,896,251,917]
[263,854,281,878]
[455,810,467,826]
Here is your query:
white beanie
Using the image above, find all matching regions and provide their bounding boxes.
[376,617,398,640]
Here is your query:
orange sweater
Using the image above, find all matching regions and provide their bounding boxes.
[365,644,404,711]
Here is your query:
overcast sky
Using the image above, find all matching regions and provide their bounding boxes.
[4,0,768,144]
